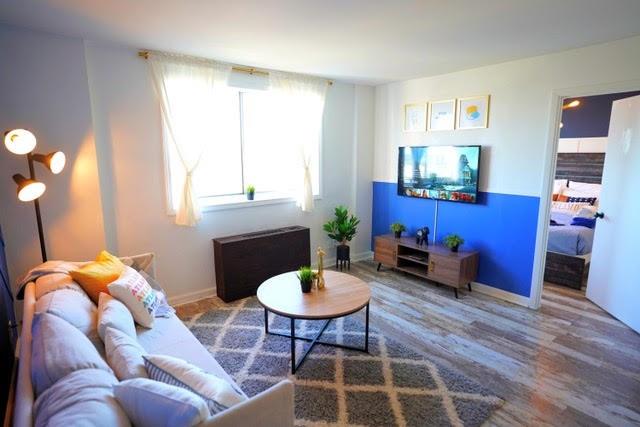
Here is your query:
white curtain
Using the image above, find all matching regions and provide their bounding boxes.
[269,71,328,212]
[149,53,231,226]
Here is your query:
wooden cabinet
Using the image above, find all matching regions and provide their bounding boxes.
[374,234,479,298]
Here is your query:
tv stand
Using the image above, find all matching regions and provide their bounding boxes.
[374,235,479,298]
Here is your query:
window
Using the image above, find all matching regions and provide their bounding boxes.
[165,86,320,211]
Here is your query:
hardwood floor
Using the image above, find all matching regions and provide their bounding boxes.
[176,260,640,426]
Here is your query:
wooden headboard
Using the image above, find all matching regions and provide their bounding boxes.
[555,153,605,184]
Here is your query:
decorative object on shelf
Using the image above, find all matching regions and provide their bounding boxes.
[246,185,255,201]
[390,222,406,239]
[403,103,427,132]
[457,95,490,129]
[428,99,456,131]
[315,247,326,290]
[416,226,430,246]
[3,129,66,262]
[444,234,465,253]
[323,205,360,271]
[296,266,315,293]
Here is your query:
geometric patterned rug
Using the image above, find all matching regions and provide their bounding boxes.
[182,297,503,427]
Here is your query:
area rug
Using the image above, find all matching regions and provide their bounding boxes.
[183,297,503,426]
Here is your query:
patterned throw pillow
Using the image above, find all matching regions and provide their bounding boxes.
[566,196,597,205]
[144,355,246,416]
[108,266,159,328]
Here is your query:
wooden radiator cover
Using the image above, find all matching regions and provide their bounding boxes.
[213,226,310,302]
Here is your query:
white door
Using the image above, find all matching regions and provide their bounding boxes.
[586,95,640,333]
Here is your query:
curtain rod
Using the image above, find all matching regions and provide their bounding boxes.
[138,50,333,85]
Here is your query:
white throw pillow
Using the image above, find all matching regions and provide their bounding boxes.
[31,313,113,396]
[98,292,136,341]
[568,181,601,197]
[105,327,148,380]
[34,369,129,427]
[144,355,246,416]
[108,266,159,328]
[553,179,567,195]
[114,378,209,427]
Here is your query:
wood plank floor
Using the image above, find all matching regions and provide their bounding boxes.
[176,260,640,426]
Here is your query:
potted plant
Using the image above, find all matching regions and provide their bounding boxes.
[246,185,255,201]
[323,206,360,269]
[297,266,315,293]
[390,222,406,239]
[443,234,464,253]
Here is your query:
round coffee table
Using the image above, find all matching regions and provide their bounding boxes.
[257,270,371,374]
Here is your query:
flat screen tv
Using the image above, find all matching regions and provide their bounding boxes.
[398,145,481,203]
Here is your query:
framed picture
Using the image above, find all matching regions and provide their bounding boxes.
[457,95,490,129]
[404,103,427,132]
[427,99,456,131]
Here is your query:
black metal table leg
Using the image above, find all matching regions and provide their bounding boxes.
[291,318,296,374]
[365,303,369,352]
[264,308,269,334]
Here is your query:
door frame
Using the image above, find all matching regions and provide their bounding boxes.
[528,79,640,310]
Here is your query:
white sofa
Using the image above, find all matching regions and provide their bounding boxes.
[13,256,294,426]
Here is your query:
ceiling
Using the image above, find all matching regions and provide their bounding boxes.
[1,0,640,85]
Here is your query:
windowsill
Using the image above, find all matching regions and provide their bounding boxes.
[168,192,322,214]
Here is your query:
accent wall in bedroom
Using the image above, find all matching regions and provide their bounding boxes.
[372,35,640,302]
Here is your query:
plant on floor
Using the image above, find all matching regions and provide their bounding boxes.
[443,234,464,252]
[246,184,255,200]
[297,266,315,293]
[390,222,406,238]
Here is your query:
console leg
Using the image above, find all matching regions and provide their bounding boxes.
[454,288,459,299]
[377,263,381,272]
[468,283,472,292]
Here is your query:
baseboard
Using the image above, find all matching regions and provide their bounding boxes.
[168,287,216,307]
[471,281,530,307]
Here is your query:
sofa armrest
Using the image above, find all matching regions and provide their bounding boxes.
[199,380,294,427]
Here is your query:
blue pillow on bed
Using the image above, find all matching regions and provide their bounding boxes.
[571,217,596,229]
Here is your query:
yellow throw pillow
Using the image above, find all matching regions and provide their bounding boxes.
[70,250,126,303]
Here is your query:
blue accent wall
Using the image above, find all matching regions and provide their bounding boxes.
[560,91,640,138]
[372,181,540,297]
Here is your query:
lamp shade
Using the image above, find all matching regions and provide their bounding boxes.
[4,129,36,155]
[12,174,46,202]
[33,151,66,174]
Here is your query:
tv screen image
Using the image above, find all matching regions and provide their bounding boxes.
[398,145,481,203]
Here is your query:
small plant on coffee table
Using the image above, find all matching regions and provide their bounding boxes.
[297,266,315,293]
[444,234,464,253]
[390,222,406,238]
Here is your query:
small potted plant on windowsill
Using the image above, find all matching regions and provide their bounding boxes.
[390,222,406,239]
[444,234,464,253]
[246,185,255,201]
[297,266,315,293]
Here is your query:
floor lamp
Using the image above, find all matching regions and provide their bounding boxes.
[4,129,66,262]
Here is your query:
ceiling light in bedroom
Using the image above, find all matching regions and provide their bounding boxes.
[4,129,37,154]
[12,174,46,202]
[562,100,581,109]
[33,151,66,174]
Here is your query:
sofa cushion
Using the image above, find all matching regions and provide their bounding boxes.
[35,288,97,338]
[105,327,148,380]
[98,292,136,341]
[34,369,129,427]
[108,266,159,328]
[114,378,209,427]
[34,271,84,300]
[144,355,246,415]
[31,313,112,396]
[70,250,126,303]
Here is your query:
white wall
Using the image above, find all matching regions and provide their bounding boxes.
[84,42,374,301]
[374,35,640,197]
[0,25,106,282]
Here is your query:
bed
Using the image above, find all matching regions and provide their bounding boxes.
[544,153,604,289]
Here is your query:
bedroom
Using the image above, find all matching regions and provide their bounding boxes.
[544,91,640,296]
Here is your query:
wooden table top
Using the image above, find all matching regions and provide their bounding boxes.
[256,270,371,319]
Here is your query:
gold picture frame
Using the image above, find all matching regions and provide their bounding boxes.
[403,103,427,132]
[427,99,456,131]
[456,95,490,130]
